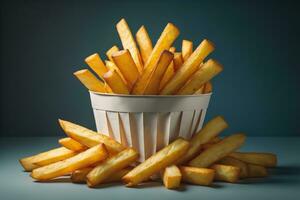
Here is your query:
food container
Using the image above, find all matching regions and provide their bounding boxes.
[89,92,212,161]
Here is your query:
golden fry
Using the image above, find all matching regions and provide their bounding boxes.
[229,152,277,167]
[116,18,143,73]
[182,40,193,61]
[160,39,215,95]
[136,25,153,63]
[143,50,174,94]
[203,81,213,93]
[58,119,125,154]
[180,166,215,186]
[112,50,139,90]
[211,164,240,183]
[132,23,180,94]
[31,144,108,181]
[217,156,248,178]
[162,165,182,189]
[189,133,246,168]
[176,116,228,165]
[122,138,189,186]
[19,147,76,171]
[71,167,131,183]
[58,137,87,152]
[173,52,184,71]
[247,164,268,178]
[73,69,106,93]
[106,45,119,62]
[105,60,127,84]
[85,53,108,77]
[159,47,176,90]
[87,148,138,187]
[177,59,223,95]
[103,69,130,94]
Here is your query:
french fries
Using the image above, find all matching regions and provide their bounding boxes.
[122,138,189,186]
[211,164,240,183]
[180,166,215,186]
[116,18,143,73]
[204,81,213,93]
[177,59,223,95]
[174,52,183,71]
[87,148,138,187]
[58,119,125,154]
[73,69,106,93]
[31,144,108,181]
[247,164,268,178]
[19,147,76,171]
[143,50,174,94]
[105,60,127,84]
[173,52,183,71]
[182,40,193,61]
[217,156,248,178]
[176,116,228,165]
[162,165,182,189]
[103,69,130,94]
[112,50,139,90]
[85,53,108,77]
[229,152,277,167]
[189,133,246,168]
[136,25,153,63]
[72,167,132,183]
[160,39,215,95]
[106,45,119,62]
[59,137,87,151]
[132,23,180,94]
[159,47,176,90]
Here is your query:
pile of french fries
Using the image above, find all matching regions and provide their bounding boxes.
[20,116,277,189]
[74,18,223,95]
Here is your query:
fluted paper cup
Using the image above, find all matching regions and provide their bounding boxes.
[89,92,212,161]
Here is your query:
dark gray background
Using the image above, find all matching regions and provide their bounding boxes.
[0,0,299,137]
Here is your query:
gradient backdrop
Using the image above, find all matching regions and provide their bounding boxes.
[0,0,299,137]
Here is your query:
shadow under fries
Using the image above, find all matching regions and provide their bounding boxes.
[34,177,72,183]
[239,165,300,185]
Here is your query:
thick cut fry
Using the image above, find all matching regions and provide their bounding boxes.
[180,166,214,186]
[132,23,180,94]
[31,144,108,181]
[176,116,228,165]
[116,18,143,73]
[19,147,76,171]
[71,167,131,183]
[162,165,182,189]
[173,52,184,71]
[211,164,240,183]
[204,81,213,93]
[103,69,129,94]
[105,60,127,84]
[136,26,153,64]
[123,138,189,186]
[182,40,193,61]
[143,50,174,94]
[247,164,268,178]
[160,39,215,95]
[177,59,223,95]
[73,69,106,93]
[87,148,138,187]
[159,47,176,90]
[229,152,277,167]
[59,137,87,152]
[106,46,119,62]
[58,119,125,154]
[85,53,108,77]
[194,85,205,94]
[189,133,246,168]
[218,157,248,178]
[112,50,139,90]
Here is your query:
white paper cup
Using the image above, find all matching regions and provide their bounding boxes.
[89,91,212,161]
